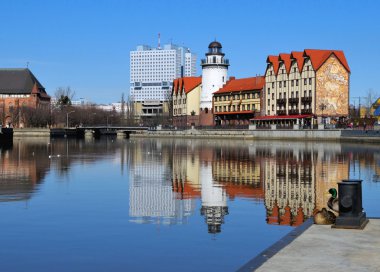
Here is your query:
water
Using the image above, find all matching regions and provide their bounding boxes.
[1,137,380,272]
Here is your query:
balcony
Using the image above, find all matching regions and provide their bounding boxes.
[301,109,312,114]
[301,97,312,103]
[289,109,299,115]
[201,58,230,66]
[277,110,286,115]
[277,98,286,105]
[288,98,299,104]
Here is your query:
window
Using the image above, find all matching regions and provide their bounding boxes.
[307,66,309,71]
[268,99,270,105]
[247,104,250,110]
[309,78,312,85]
[296,79,299,86]
[215,107,218,112]
[284,81,286,87]
[224,106,226,111]
[294,68,296,72]
[291,80,294,87]
[232,105,236,111]
[296,91,299,98]
[242,105,245,110]
[291,92,294,98]
[272,93,274,99]
[252,104,256,110]
[304,79,307,85]
[279,93,282,99]
[304,90,306,97]
[268,110,270,115]
[268,88,270,94]
[284,92,286,99]
[309,90,312,96]
[279,82,282,88]
[272,82,275,88]
[272,104,274,111]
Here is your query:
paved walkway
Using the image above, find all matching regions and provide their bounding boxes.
[253,219,380,272]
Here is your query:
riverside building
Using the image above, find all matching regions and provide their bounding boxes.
[252,49,350,128]
[0,68,51,128]
[129,41,196,123]
[213,76,264,126]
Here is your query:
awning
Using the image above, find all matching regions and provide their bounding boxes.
[251,114,313,121]
[215,110,255,115]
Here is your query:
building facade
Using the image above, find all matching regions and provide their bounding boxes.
[213,76,264,126]
[172,77,202,128]
[0,68,51,128]
[129,43,196,121]
[254,49,350,128]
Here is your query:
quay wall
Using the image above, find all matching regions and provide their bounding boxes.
[131,129,380,143]
[13,128,50,137]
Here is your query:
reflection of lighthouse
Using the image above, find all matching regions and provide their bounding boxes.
[200,160,228,234]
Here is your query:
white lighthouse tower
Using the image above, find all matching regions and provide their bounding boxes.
[200,41,229,110]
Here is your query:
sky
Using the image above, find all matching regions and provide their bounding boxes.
[0,0,379,104]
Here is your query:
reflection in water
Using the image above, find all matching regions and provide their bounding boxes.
[1,138,380,232]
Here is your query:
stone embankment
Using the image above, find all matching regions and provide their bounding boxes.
[131,128,380,143]
[13,128,50,137]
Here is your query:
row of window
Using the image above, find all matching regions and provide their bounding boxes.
[174,99,186,105]
[268,78,312,92]
[268,65,312,75]
[270,90,313,100]
[214,92,260,102]
[174,108,183,115]
[277,104,311,110]
[0,94,30,98]
[214,104,256,112]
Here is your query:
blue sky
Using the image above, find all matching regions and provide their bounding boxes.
[0,0,379,104]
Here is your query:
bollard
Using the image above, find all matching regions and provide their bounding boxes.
[333,179,369,229]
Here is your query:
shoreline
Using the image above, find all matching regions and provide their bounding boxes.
[11,128,380,143]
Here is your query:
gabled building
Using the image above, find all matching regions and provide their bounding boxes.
[213,76,264,126]
[172,76,202,128]
[0,68,50,127]
[253,49,350,128]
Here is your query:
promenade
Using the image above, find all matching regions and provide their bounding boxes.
[239,219,380,272]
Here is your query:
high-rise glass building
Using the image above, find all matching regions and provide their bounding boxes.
[130,44,197,102]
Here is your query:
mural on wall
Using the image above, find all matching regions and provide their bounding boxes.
[316,55,349,116]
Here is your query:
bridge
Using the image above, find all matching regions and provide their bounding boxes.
[50,126,150,138]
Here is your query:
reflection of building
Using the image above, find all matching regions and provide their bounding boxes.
[253,50,350,127]
[0,139,49,202]
[128,140,196,224]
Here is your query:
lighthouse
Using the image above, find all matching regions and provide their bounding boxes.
[200,41,229,111]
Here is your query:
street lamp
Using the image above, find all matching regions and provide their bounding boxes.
[66,111,75,128]
[106,115,114,130]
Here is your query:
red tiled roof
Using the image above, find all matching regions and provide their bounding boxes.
[215,110,255,115]
[279,53,291,74]
[213,76,265,94]
[267,55,280,75]
[172,76,202,96]
[304,49,350,72]
[251,114,313,120]
[266,49,350,75]
[290,51,305,72]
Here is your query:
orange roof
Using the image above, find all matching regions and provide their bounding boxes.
[266,49,350,75]
[290,51,305,72]
[267,55,280,75]
[213,76,265,94]
[279,53,291,74]
[172,76,201,96]
[304,49,350,72]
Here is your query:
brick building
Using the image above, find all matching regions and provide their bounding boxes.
[0,69,50,127]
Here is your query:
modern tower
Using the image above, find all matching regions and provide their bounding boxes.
[200,41,229,110]
[130,42,197,102]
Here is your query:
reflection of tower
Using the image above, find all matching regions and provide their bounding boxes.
[200,41,229,110]
[200,159,228,234]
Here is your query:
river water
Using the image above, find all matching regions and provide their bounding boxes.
[1,137,380,271]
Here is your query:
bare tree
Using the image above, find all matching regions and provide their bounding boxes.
[364,88,379,108]
[55,87,75,109]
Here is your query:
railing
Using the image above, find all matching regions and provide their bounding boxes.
[301,97,312,103]
[201,59,230,65]
[277,98,286,105]
[288,98,299,104]
[301,109,312,114]
[289,109,299,115]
